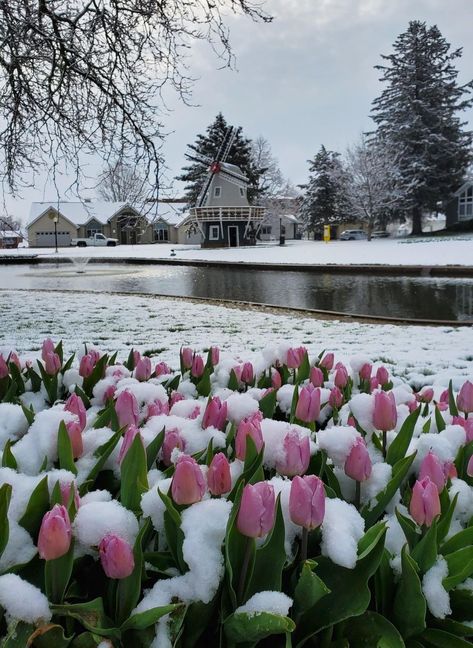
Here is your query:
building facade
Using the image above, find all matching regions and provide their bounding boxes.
[445,179,473,229]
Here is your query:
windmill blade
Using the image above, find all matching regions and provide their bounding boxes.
[196,170,215,207]
[185,152,213,166]
[215,126,236,164]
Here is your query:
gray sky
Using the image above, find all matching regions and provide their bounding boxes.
[5,0,473,222]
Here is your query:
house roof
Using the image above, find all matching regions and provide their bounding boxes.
[151,201,189,227]
[28,201,143,228]
[454,177,473,196]
[0,230,21,238]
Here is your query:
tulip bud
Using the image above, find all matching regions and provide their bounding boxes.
[64,393,87,431]
[66,421,83,459]
[286,347,303,369]
[103,384,117,403]
[161,428,185,466]
[295,385,321,423]
[310,366,324,388]
[155,361,171,377]
[181,347,193,370]
[232,365,243,383]
[409,477,441,527]
[41,338,55,362]
[369,377,379,393]
[0,355,8,379]
[436,401,448,412]
[9,352,21,370]
[408,398,420,413]
[171,455,206,505]
[457,381,473,414]
[439,389,449,404]
[376,366,389,386]
[443,460,457,480]
[334,365,349,389]
[202,397,227,431]
[146,399,169,419]
[241,362,254,385]
[272,369,282,390]
[44,352,61,376]
[276,429,310,476]
[79,354,95,378]
[191,355,204,378]
[118,424,141,464]
[373,391,397,432]
[38,505,72,560]
[115,390,140,428]
[134,357,152,382]
[329,386,343,409]
[99,534,134,579]
[235,411,264,460]
[60,482,80,510]
[419,451,445,492]
[344,437,372,482]
[320,353,334,371]
[466,420,473,443]
[170,391,185,407]
[359,363,372,381]
[289,475,325,530]
[467,455,473,478]
[417,387,434,403]
[207,452,231,495]
[133,350,141,366]
[210,346,220,366]
[237,482,275,538]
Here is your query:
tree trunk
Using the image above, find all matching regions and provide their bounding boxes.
[411,205,422,235]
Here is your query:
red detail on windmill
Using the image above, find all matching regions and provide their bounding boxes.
[210,162,221,174]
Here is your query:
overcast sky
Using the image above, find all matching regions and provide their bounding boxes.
[5,0,473,222]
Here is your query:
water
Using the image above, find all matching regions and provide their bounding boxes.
[0,262,472,322]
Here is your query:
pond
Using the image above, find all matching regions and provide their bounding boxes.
[0,262,472,322]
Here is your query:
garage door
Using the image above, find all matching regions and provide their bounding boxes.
[35,231,72,247]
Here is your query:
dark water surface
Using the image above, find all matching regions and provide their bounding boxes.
[0,262,472,322]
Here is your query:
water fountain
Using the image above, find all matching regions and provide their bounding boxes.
[70,257,91,274]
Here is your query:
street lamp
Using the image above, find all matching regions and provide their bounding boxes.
[53,214,59,253]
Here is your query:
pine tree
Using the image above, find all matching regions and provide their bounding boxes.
[300,146,347,238]
[371,21,473,235]
[177,113,264,205]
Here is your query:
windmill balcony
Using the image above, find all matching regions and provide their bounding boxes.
[189,205,266,222]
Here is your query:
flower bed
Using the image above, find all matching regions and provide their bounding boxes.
[0,342,472,647]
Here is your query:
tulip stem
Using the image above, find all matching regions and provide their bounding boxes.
[355,481,361,510]
[382,430,387,459]
[238,537,253,605]
[301,527,309,563]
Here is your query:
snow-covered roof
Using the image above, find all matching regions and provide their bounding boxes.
[0,230,21,238]
[150,201,190,228]
[28,201,142,227]
[454,177,473,196]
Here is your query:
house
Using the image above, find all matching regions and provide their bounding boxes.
[148,200,202,245]
[0,230,23,249]
[445,178,473,229]
[259,196,302,241]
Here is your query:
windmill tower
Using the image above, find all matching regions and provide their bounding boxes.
[183,126,266,248]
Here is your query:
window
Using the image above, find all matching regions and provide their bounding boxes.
[239,187,244,197]
[154,222,169,242]
[458,184,473,220]
[86,228,102,237]
[214,187,221,198]
[209,225,220,240]
[261,226,272,235]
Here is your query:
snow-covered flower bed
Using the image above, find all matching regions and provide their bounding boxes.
[0,340,472,647]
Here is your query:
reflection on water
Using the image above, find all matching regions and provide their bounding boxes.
[0,262,472,322]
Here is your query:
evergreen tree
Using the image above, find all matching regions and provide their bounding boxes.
[300,146,347,238]
[177,113,264,205]
[371,21,473,235]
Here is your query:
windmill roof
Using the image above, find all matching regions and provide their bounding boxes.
[220,162,248,181]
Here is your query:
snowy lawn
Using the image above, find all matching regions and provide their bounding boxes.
[2,235,473,267]
[1,289,472,390]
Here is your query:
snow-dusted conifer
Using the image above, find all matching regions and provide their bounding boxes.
[371,21,472,235]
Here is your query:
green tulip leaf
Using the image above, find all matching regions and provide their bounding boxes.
[259,388,277,419]
[28,623,73,647]
[0,483,12,559]
[344,610,405,647]
[440,525,473,556]
[146,428,165,470]
[51,598,118,638]
[82,354,109,398]
[448,380,459,417]
[411,518,438,574]
[293,560,330,620]
[386,408,421,466]
[115,519,150,625]
[119,434,148,513]
[196,368,211,397]
[1,439,17,469]
[45,539,75,604]
[420,628,472,647]
[18,475,50,539]
[57,420,78,476]
[392,546,426,639]
[120,604,182,632]
[224,611,295,644]
[443,546,473,590]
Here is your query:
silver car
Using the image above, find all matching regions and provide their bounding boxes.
[339,229,368,241]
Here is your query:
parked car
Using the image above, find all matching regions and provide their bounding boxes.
[371,230,390,239]
[339,229,368,241]
[70,233,118,247]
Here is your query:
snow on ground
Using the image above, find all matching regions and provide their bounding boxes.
[2,236,473,267]
[0,290,472,388]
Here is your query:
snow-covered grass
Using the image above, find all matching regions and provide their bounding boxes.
[2,236,473,267]
[1,289,472,390]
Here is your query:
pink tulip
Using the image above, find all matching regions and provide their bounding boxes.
[66,421,83,459]
[161,429,185,466]
[376,366,389,386]
[89,349,101,365]
[232,365,243,383]
[99,534,134,579]
[289,475,325,530]
[310,366,324,388]
[409,477,441,527]
[373,391,397,431]
[439,389,449,403]
[79,354,95,378]
[181,347,193,370]
[344,437,372,482]
[436,401,448,412]
[0,355,8,379]
[170,391,185,407]
[155,361,171,377]
[191,355,204,378]
[202,397,228,431]
[60,482,80,509]
[241,362,254,384]
[132,350,141,366]
[419,452,445,492]
[320,353,334,371]
[348,416,356,427]
[103,385,117,403]
[38,505,72,560]
[134,357,152,382]
[457,381,473,414]
[237,482,275,538]
[9,352,21,370]
[171,455,206,505]
[210,346,220,366]
[115,390,140,428]
[334,365,349,389]
[207,452,232,495]
[41,338,55,362]
[44,352,61,376]
[295,385,321,423]
[118,424,141,464]
[369,377,379,393]
[329,386,343,409]
[146,399,169,419]
[443,460,458,480]
[417,387,434,403]
[287,347,304,369]
[408,398,420,413]
[64,394,87,431]
[235,411,264,460]
[276,430,310,476]
[467,455,473,478]
[359,363,372,381]
[272,369,282,390]
[466,420,473,443]
[187,406,201,420]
